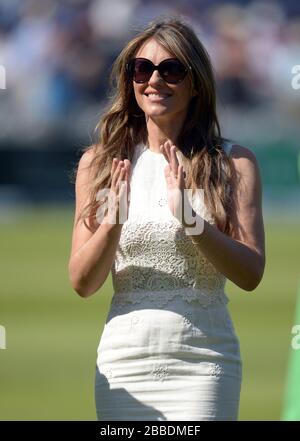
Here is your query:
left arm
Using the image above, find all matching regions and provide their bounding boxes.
[188,144,265,291]
[162,141,265,292]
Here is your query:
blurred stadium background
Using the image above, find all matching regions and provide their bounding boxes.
[0,0,299,420]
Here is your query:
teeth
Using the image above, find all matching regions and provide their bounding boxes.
[147,93,169,98]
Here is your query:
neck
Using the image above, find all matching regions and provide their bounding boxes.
[145,112,186,152]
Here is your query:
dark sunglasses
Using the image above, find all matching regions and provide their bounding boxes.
[126,57,191,84]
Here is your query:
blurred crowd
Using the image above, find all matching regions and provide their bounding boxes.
[0,0,300,146]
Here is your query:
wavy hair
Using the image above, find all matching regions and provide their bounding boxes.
[73,16,237,234]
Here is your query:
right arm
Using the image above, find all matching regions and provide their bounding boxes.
[68,149,130,298]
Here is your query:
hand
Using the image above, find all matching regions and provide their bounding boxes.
[160,140,194,227]
[96,158,131,226]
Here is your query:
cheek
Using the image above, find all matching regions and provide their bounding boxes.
[178,79,193,101]
[133,85,146,108]
[174,88,192,109]
[185,87,195,108]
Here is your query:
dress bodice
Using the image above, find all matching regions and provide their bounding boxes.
[111,141,233,308]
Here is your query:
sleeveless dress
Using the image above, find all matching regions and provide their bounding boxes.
[94,141,242,421]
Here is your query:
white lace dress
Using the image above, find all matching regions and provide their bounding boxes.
[95,141,242,421]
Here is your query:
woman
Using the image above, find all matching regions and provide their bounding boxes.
[68,17,265,421]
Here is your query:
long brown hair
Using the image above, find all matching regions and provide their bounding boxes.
[73,16,237,234]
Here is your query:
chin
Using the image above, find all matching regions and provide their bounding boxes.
[144,106,170,117]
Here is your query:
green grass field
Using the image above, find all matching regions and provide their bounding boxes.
[0,206,299,420]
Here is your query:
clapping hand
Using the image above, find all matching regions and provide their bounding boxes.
[160,140,195,228]
[97,158,131,226]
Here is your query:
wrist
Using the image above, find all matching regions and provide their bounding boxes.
[186,221,206,246]
[101,216,123,236]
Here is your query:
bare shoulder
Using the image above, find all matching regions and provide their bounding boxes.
[229,144,262,189]
[77,146,96,172]
[74,146,98,225]
[75,145,101,186]
[230,144,260,173]
[230,143,258,162]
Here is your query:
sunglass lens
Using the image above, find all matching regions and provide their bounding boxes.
[133,59,153,83]
[161,60,187,83]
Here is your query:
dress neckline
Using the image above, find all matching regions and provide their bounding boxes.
[137,142,165,159]
[147,149,163,155]
[136,140,233,162]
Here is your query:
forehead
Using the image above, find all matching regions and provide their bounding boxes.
[135,38,175,63]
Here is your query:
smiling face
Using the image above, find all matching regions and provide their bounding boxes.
[132,38,195,123]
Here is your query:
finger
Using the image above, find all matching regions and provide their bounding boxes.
[110,166,126,216]
[160,143,170,164]
[123,159,130,170]
[178,164,186,188]
[164,141,178,177]
[170,145,179,176]
[116,166,126,192]
[118,180,127,202]
[111,158,118,177]
[160,144,167,161]
[124,160,131,198]
[118,177,127,199]
[123,159,131,180]
[122,160,130,190]
[163,140,173,163]
[111,161,124,188]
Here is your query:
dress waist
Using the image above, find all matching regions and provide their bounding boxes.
[111,286,229,309]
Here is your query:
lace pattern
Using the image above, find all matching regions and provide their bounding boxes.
[111,220,228,308]
[110,142,231,309]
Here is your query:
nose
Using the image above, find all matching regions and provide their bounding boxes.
[148,69,164,86]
